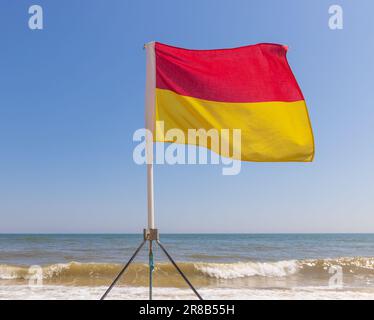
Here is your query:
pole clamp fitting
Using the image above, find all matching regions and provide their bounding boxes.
[143,228,159,241]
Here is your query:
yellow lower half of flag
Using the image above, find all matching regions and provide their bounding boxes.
[154,89,314,162]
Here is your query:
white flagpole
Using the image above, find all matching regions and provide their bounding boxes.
[144,42,156,230]
[101,42,202,300]
[147,163,155,229]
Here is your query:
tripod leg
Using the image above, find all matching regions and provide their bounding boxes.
[156,240,203,300]
[100,239,146,300]
[149,240,154,300]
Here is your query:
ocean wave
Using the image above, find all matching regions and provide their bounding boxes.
[1,257,374,287]
[195,260,298,279]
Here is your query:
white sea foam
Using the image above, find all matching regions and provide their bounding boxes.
[1,285,374,300]
[0,265,25,280]
[195,260,299,279]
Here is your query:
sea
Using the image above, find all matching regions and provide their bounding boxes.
[1,234,374,300]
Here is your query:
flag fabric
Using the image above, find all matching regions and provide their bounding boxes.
[145,42,314,162]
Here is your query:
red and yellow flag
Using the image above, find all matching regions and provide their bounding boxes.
[145,42,314,162]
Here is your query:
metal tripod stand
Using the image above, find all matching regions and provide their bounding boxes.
[100,229,203,300]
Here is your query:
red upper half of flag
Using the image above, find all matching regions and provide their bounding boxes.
[155,42,305,103]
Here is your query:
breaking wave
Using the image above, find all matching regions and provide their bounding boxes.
[1,257,373,287]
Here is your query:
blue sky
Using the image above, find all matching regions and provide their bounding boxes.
[0,0,373,233]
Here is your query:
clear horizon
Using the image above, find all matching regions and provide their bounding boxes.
[1,232,374,235]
